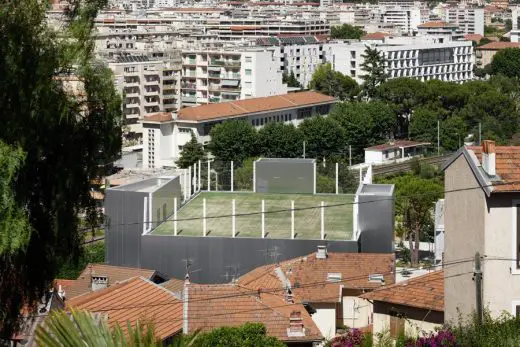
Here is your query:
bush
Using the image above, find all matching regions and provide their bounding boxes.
[329,328,366,347]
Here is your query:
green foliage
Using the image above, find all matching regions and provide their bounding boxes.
[360,47,388,99]
[490,48,520,78]
[316,174,336,193]
[208,120,258,164]
[477,37,492,47]
[450,311,520,346]
[299,116,346,159]
[505,19,513,32]
[36,309,165,346]
[257,122,302,158]
[56,242,105,279]
[409,107,439,144]
[0,0,121,336]
[194,323,284,347]
[310,63,359,100]
[176,132,206,168]
[282,71,301,88]
[329,101,395,162]
[331,24,365,39]
[233,158,255,191]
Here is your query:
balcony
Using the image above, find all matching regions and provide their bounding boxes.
[143,70,159,76]
[182,95,197,103]
[162,75,176,81]
[143,100,159,106]
[182,73,197,78]
[184,59,196,65]
[208,73,221,79]
[163,102,177,108]
[224,60,241,68]
[144,79,159,85]
[210,60,225,66]
[163,84,177,91]
[182,83,197,89]
[144,89,160,96]
[209,84,240,92]
[209,97,221,103]
[125,92,139,98]
[125,103,140,109]
[124,81,140,87]
[125,112,140,119]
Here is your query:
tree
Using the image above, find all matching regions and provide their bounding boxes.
[176,132,205,168]
[0,0,122,336]
[257,122,302,158]
[233,158,256,191]
[409,107,439,144]
[309,63,358,100]
[476,37,491,47]
[282,71,301,88]
[194,323,284,347]
[298,116,346,160]
[329,101,395,162]
[490,48,520,78]
[440,116,468,151]
[208,120,257,164]
[505,19,513,32]
[331,24,364,39]
[360,47,388,99]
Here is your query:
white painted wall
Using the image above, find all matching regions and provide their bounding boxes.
[312,303,337,340]
[342,296,372,328]
[364,150,384,164]
[372,312,441,341]
[241,50,287,99]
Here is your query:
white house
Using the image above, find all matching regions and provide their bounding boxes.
[364,140,430,165]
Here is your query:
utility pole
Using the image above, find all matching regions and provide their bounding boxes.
[479,122,482,145]
[437,120,440,155]
[303,141,306,159]
[349,145,352,167]
[474,252,483,325]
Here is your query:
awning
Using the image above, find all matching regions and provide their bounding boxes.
[208,67,221,72]
[221,79,240,87]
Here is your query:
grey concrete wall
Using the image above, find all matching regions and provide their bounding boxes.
[151,177,181,230]
[357,193,394,254]
[105,189,147,267]
[255,160,315,194]
[138,236,359,283]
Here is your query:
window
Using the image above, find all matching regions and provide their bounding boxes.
[245,56,252,63]
[245,69,252,76]
[327,273,342,282]
[178,127,191,133]
[297,107,312,119]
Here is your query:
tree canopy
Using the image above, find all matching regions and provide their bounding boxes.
[0,0,121,336]
[257,122,302,158]
[208,120,258,164]
[176,132,205,168]
[282,71,302,88]
[309,63,358,100]
[331,24,365,39]
[195,323,284,347]
[490,48,520,78]
[298,116,347,160]
[360,47,388,99]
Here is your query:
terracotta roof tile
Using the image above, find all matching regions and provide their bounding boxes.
[67,277,183,340]
[161,278,185,294]
[477,42,520,50]
[177,92,337,122]
[142,112,173,123]
[464,34,484,42]
[467,145,520,192]
[187,283,322,342]
[365,140,430,152]
[56,263,159,299]
[238,252,395,303]
[361,32,390,40]
[361,270,443,312]
[418,21,456,28]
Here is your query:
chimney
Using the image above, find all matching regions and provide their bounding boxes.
[58,285,66,300]
[482,140,496,176]
[91,275,109,291]
[285,288,294,304]
[316,245,328,259]
[287,311,305,337]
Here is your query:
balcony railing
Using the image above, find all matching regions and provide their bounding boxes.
[209,97,220,103]
[182,83,197,89]
[162,75,176,80]
[144,79,159,85]
[208,73,221,79]
[181,95,197,103]
[125,103,140,109]
[210,60,225,66]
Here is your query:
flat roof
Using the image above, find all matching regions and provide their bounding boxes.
[109,177,175,193]
[358,184,395,196]
[256,158,316,164]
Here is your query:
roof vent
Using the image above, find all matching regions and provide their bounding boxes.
[316,245,327,259]
[482,140,496,176]
[369,274,385,284]
[327,273,342,282]
[287,311,305,337]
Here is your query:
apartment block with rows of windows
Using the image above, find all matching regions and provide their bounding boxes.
[180,49,287,108]
[442,141,520,322]
[109,56,181,141]
[445,7,484,36]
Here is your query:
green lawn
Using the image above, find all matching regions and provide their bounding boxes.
[152,192,354,240]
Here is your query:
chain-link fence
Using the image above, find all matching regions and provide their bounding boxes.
[315,161,358,194]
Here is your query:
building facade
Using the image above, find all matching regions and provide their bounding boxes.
[445,7,484,35]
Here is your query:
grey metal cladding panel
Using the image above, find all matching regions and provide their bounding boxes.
[139,236,359,284]
[151,178,180,230]
[255,161,314,194]
[357,194,394,253]
[105,190,146,267]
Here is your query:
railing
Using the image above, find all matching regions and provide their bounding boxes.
[208,73,221,78]
[182,83,197,89]
[210,60,225,66]
[181,96,197,103]
[209,97,220,103]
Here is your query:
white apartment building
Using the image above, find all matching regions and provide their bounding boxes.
[180,49,287,107]
[510,7,520,42]
[325,37,474,84]
[417,21,465,42]
[109,56,181,140]
[380,7,422,34]
[140,91,337,168]
[445,7,484,35]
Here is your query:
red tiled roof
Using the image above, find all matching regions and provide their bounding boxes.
[55,263,159,299]
[477,42,520,50]
[67,277,183,340]
[142,112,173,123]
[418,21,456,28]
[187,283,323,342]
[467,145,520,192]
[361,270,444,312]
[161,278,185,294]
[238,252,395,303]
[361,32,390,40]
[365,140,430,152]
[230,25,262,31]
[464,34,484,42]
[177,92,336,122]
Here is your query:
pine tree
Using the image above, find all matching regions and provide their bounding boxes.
[176,132,205,168]
[360,47,388,99]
